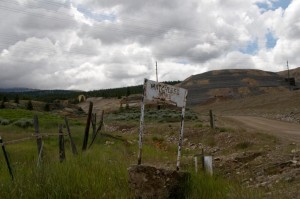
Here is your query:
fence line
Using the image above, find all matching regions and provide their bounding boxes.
[0,133,67,146]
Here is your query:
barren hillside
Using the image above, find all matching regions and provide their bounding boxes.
[180,69,293,105]
[278,67,300,81]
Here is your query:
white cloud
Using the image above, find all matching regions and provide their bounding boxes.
[0,0,299,90]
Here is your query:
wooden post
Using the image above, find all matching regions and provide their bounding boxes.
[0,136,14,180]
[89,110,104,149]
[138,79,147,165]
[58,125,66,162]
[34,115,43,162]
[202,148,205,171]
[209,110,215,129]
[176,102,187,171]
[91,113,97,138]
[64,116,78,155]
[194,156,198,173]
[82,101,93,151]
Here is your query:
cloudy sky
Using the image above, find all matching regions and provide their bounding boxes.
[0,0,299,90]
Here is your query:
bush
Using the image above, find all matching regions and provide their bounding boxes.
[235,141,253,149]
[27,100,33,111]
[0,118,10,125]
[44,103,50,112]
[13,118,33,128]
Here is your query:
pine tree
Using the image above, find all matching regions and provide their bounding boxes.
[126,87,131,97]
[3,96,8,102]
[44,103,50,112]
[14,94,19,104]
[27,100,33,110]
[0,100,5,109]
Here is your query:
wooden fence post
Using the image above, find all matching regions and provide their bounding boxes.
[0,136,14,180]
[58,125,66,162]
[82,102,93,151]
[89,110,104,149]
[34,115,43,164]
[91,113,97,138]
[64,116,78,155]
[209,110,215,129]
[194,155,198,173]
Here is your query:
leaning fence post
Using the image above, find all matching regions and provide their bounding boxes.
[64,116,78,155]
[0,136,14,180]
[89,110,104,149]
[209,110,215,129]
[58,124,66,162]
[34,115,43,163]
[82,102,93,151]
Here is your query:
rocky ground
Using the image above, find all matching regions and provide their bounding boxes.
[103,118,300,198]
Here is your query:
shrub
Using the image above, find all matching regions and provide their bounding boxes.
[27,100,33,111]
[0,118,10,125]
[13,118,33,128]
[235,141,253,149]
[44,103,50,112]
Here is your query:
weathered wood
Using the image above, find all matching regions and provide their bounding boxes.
[138,80,147,165]
[89,110,104,149]
[58,125,66,162]
[34,115,43,161]
[91,113,97,138]
[64,116,78,155]
[194,156,198,173]
[82,101,93,151]
[0,136,14,180]
[209,110,215,129]
[176,96,187,171]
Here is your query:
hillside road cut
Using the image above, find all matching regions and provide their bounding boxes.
[223,116,300,143]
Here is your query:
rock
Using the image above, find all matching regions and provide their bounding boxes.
[214,157,221,161]
[128,165,190,199]
[283,176,295,183]
[105,141,114,145]
[234,152,262,163]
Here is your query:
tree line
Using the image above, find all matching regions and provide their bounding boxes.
[0,81,181,104]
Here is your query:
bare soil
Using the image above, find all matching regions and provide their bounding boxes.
[224,116,300,143]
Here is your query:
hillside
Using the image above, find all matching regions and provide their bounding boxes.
[277,67,300,81]
[179,69,295,105]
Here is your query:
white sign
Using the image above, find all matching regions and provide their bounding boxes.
[144,79,188,107]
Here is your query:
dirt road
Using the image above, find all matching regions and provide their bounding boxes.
[223,116,300,142]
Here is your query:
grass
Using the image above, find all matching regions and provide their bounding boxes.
[0,108,262,198]
[235,141,254,150]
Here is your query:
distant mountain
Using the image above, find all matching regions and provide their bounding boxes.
[0,87,39,92]
[179,69,295,105]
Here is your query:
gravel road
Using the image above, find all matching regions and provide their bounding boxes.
[224,116,300,142]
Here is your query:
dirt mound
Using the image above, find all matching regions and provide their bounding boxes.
[179,69,291,105]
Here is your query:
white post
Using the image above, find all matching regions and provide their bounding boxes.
[138,79,147,165]
[204,156,213,175]
[176,91,188,171]
[194,156,198,173]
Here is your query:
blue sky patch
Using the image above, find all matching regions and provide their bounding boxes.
[266,31,277,49]
[256,0,292,12]
[77,5,116,22]
[240,39,258,55]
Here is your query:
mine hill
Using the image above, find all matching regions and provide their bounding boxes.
[179,68,299,105]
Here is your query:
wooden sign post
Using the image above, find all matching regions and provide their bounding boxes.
[138,79,188,171]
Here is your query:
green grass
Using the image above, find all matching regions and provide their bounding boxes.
[0,108,262,198]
